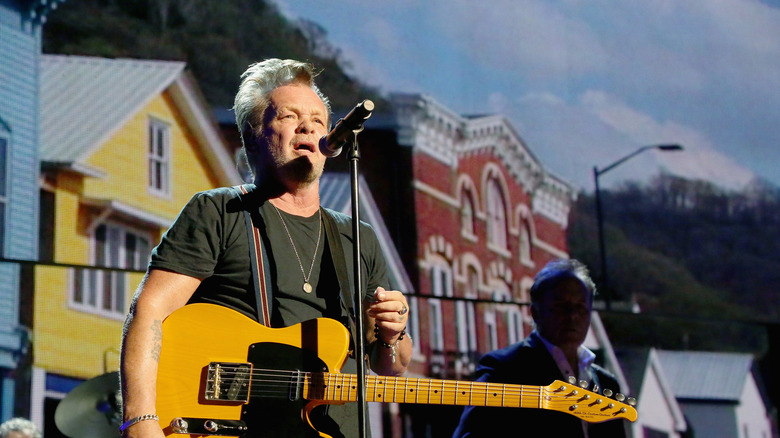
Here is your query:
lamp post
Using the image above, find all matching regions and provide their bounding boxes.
[593,144,683,310]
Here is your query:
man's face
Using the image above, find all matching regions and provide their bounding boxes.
[532,277,592,351]
[254,83,329,186]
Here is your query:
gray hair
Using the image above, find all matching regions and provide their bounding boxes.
[529,258,597,305]
[0,418,41,438]
[232,59,331,178]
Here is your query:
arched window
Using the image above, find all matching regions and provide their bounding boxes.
[519,219,532,263]
[461,189,475,237]
[486,180,507,249]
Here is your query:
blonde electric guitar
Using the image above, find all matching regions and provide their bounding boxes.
[156,303,637,437]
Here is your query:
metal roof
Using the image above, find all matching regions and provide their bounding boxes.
[656,350,753,401]
[39,55,185,163]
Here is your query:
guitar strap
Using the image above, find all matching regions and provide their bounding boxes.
[234,184,273,327]
[321,209,359,341]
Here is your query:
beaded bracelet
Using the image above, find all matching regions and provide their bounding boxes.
[374,324,406,363]
[119,414,159,432]
[374,323,405,348]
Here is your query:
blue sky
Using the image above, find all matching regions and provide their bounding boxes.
[273,0,780,191]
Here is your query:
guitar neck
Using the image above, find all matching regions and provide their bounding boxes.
[306,373,546,409]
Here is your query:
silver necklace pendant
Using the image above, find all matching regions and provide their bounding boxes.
[271,204,322,296]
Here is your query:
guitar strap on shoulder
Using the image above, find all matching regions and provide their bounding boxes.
[321,208,358,341]
[234,184,273,327]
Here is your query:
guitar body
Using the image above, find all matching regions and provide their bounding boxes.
[157,303,351,438]
[156,304,637,437]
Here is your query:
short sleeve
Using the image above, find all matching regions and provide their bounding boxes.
[149,191,225,279]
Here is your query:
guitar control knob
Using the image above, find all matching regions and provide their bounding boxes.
[171,418,189,434]
[615,393,626,402]
[579,380,588,388]
[568,376,577,384]
[627,397,637,406]
[205,420,219,433]
[603,389,613,397]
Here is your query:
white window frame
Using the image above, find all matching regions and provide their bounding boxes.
[70,222,151,319]
[458,266,479,354]
[519,220,532,264]
[484,311,498,351]
[428,299,444,352]
[486,179,507,251]
[148,117,171,197]
[456,300,478,353]
[507,307,524,345]
[460,190,476,240]
[429,260,452,352]
[406,296,422,357]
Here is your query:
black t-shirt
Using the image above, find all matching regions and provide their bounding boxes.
[149,185,389,437]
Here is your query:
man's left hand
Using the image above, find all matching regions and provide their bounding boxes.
[368,286,408,344]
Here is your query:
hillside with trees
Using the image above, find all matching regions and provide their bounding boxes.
[569,173,779,353]
[42,0,386,111]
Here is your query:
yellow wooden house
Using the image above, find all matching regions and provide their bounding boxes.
[32,55,241,425]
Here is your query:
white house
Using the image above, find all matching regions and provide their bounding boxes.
[657,350,773,438]
[617,348,688,438]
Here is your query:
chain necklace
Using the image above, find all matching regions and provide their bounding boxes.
[271,203,322,293]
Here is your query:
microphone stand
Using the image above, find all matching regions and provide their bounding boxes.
[346,126,368,438]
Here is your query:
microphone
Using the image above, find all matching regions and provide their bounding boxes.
[319,99,375,157]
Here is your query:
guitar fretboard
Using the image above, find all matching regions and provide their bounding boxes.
[306,373,547,409]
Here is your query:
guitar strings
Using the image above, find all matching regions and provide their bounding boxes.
[210,366,629,409]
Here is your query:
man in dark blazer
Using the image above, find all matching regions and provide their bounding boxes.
[453,259,629,437]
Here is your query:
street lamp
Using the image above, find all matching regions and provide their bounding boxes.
[593,144,683,310]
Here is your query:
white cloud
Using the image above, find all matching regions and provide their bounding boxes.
[580,90,755,189]
[490,89,755,191]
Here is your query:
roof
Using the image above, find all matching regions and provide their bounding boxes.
[39,55,185,163]
[319,171,414,293]
[656,350,754,401]
[39,55,241,185]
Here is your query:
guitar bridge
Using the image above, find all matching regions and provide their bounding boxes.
[205,362,252,402]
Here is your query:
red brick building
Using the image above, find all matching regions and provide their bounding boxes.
[377,94,575,379]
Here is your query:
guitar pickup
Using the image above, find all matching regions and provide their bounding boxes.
[170,417,248,436]
[205,362,252,402]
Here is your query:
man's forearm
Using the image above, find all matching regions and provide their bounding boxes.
[120,311,165,429]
